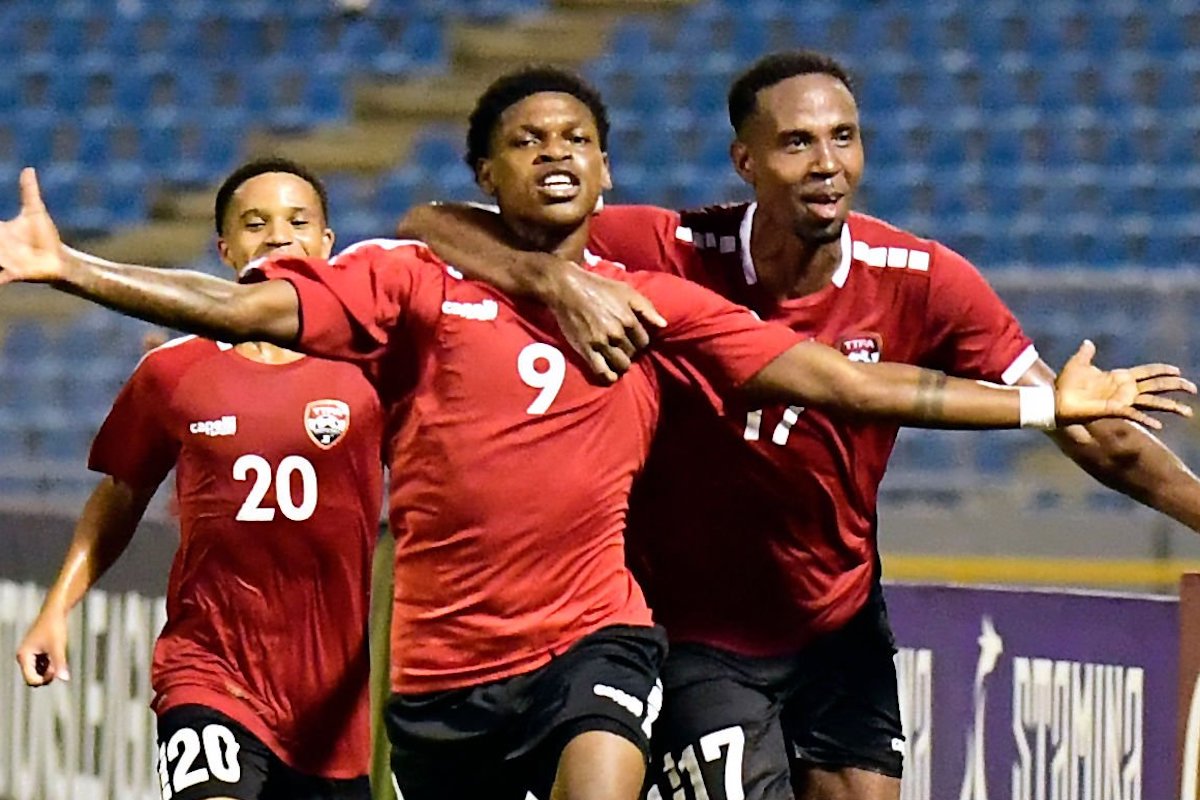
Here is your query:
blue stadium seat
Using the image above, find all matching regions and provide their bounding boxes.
[409,133,465,171]
[686,64,734,118]
[376,170,419,216]
[607,21,654,60]
[397,17,444,71]
[3,321,50,366]
[890,430,960,472]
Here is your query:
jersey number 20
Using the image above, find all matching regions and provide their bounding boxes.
[233,454,318,522]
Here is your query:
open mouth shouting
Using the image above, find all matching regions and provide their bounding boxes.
[536,168,581,202]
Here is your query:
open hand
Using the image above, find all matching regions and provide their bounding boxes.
[548,265,667,383]
[1054,340,1195,429]
[0,167,68,285]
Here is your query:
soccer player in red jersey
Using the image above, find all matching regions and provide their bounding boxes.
[0,68,1189,800]
[14,158,382,800]
[396,53,1200,800]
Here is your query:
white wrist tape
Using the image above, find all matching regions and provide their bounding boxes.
[1019,385,1057,430]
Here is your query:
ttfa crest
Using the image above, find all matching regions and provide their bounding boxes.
[839,333,882,363]
[305,399,350,449]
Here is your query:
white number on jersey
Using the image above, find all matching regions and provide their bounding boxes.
[233,454,318,522]
[518,342,567,415]
[700,726,747,800]
[158,724,242,800]
[743,406,805,445]
[650,725,747,800]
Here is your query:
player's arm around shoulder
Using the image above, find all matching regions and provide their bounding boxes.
[1020,357,1200,531]
[397,203,667,382]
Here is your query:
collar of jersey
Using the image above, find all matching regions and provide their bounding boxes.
[738,203,852,289]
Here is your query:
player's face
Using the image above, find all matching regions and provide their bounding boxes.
[476,92,612,234]
[731,73,864,244]
[217,172,334,271]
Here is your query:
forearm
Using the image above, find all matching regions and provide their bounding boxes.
[40,477,149,615]
[397,204,567,299]
[827,364,1026,428]
[1051,420,1200,530]
[56,247,296,344]
[748,342,1029,428]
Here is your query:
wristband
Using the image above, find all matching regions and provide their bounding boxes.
[1019,385,1057,430]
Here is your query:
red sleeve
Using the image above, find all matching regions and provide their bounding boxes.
[923,242,1037,384]
[88,359,178,488]
[627,270,801,394]
[588,205,693,277]
[258,238,435,363]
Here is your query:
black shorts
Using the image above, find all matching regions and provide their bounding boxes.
[156,705,370,800]
[644,593,903,800]
[385,624,667,800]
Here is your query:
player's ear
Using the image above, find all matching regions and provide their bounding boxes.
[731,139,755,187]
[475,159,497,197]
[320,227,335,258]
[600,152,612,191]
[216,237,235,268]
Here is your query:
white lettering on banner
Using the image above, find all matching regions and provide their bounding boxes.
[0,580,164,800]
[960,617,1004,800]
[1011,657,1143,800]
[896,647,932,800]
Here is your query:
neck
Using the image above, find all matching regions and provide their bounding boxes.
[234,341,305,364]
[502,213,590,264]
[748,203,844,301]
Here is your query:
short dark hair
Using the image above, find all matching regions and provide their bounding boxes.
[728,51,856,134]
[465,65,610,176]
[213,157,329,235]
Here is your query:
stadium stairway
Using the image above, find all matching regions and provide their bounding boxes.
[72,0,696,272]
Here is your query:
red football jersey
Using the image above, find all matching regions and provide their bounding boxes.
[89,338,384,778]
[589,203,1037,656]
[260,238,800,693]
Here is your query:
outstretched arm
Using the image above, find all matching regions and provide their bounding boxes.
[55,246,301,344]
[745,339,1193,430]
[16,476,157,686]
[398,203,664,382]
[0,169,300,344]
[1018,359,1200,530]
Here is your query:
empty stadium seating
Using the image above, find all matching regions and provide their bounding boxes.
[4,0,1200,508]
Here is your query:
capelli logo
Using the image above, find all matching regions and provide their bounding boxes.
[441,299,498,321]
[189,415,237,437]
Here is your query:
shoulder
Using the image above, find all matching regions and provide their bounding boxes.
[593,202,751,253]
[594,203,680,231]
[119,335,225,402]
[678,202,752,247]
[847,212,974,280]
[136,334,223,373]
[331,237,440,266]
[679,203,754,282]
[594,259,720,307]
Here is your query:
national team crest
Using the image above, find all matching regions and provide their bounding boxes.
[304,400,350,449]
[838,333,882,363]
